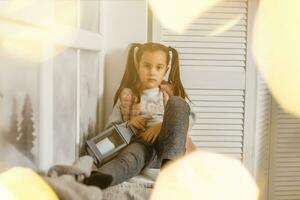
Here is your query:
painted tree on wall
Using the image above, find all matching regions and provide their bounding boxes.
[87,118,95,140]
[18,94,35,161]
[7,96,19,145]
[80,118,96,156]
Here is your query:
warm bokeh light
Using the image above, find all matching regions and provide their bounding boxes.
[151,151,259,200]
[209,14,243,37]
[0,167,59,200]
[2,39,42,63]
[148,0,221,33]
[0,0,76,62]
[1,25,76,62]
[253,0,300,116]
[0,0,52,25]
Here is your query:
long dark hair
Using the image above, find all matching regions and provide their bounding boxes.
[113,42,189,105]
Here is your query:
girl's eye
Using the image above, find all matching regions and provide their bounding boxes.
[157,66,163,70]
[144,64,151,68]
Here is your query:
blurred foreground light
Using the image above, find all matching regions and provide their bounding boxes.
[1,25,75,62]
[253,0,300,116]
[151,151,258,200]
[0,167,59,200]
[2,36,43,63]
[0,0,76,62]
[148,0,221,33]
[209,14,243,37]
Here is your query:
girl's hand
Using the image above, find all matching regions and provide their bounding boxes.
[120,88,134,121]
[142,123,162,143]
[128,116,146,131]
[159,81,174,105]
[159,81,174,96]
[185,134,197,154]
[119,88,141,121]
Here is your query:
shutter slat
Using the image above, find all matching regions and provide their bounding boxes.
[277,171,300,177]
[180,59,245,67]
[186,89,244,95]
[176,47,246,55]
[217,1,247,8]
[191,135,242,141]
[199,147,242,153]
[186,23,246,31]
[165,41,246,48]
[195,13,247,20]
[274,186,300,191]
[193,101,244,107]
[278,124,300,129]
[195,118,243,124]
[163,30,246,37]
[191,95,244,101]
[277,129,300,133]
[193,141,243,147]
[190,130,243,136]
[162,35,246,43]
[191,18,247,25]
[196,113,244,119]
[277,133,300,138]
[207,7,247,14]
[180,53,245,61]
[193,107,244,113]
[193,124,243,130]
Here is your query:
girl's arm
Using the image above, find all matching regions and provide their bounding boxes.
[106,92,146,131]
[141,123,162,144]
[104,99,124,129]
[142,122,197,153]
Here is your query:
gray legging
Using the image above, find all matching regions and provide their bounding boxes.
[89,96,190,187]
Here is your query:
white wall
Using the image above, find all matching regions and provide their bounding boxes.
[102,0,147,126]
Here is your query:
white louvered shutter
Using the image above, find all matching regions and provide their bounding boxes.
[269,103,300,200]
[152,0,248,162]
[254,73,272,200]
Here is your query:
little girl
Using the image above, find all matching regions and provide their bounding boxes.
[84,42,196,189]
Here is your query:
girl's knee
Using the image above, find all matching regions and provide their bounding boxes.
[166,96,190,112]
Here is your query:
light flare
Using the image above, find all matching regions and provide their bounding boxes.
[209,14,243,37]
[151,151,259,200]
[253,0,300,116]
[148,0,222,33]
[0,0,77,62]
[0,167,59,200]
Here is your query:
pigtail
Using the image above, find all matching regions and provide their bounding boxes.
[168,47,190,101]
[113,43,141,105]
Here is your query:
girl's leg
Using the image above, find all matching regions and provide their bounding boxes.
[155,96,190,166]
[84,140,154,188]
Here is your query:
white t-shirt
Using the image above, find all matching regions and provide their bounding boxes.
[105,87,195,131]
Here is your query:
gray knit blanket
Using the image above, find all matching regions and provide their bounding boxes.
[46,156,154,200]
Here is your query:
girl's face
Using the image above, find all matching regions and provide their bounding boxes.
[136,50,169,89]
